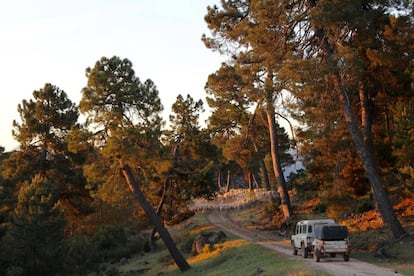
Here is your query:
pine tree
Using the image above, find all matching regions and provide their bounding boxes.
[393,99,414,192]
[80,56,191,271]
[2,175,66,275]
[0,150,16,275]
[289,0,412,238]
[79,56,165,226]
[203,0,412,238]
[3,83,91,235]
[204,1,295,218]
[167,94,218,202]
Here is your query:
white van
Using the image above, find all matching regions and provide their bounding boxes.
[291,219,336,258]
[313,223,351,262]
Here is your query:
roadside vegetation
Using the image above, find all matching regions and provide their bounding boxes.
[230,192,414,276]
[111,191,413,275]
[117,212,328,276]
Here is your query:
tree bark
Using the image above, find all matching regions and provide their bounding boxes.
[225,170,231,193]
[247,172,253,190]
[149,178,169,250]
[266,103,293,219]
[217,171,222,190]
[119,161,191,272]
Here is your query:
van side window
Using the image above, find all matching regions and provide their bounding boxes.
[309,225,312,233]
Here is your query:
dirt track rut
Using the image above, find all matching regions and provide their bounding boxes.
[207,211,402,276]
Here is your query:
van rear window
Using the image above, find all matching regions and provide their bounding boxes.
[315,225,348,240]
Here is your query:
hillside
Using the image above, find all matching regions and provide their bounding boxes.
[114,189,414,275]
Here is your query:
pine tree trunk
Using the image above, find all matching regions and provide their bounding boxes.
[247,172,253,190]
[119,161,191,271]
[217,171,222,190]
[266,104,293,219]
[149,178,169,250]
[225,170,231,193]
[251,137,271,190]
[252,173,260,189]
[332,75,406,239]
[259,157,271,190]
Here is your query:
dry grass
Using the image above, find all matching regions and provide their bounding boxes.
[187,239,248,265]
[118,191,414,275]
[188,225,216,236]
[118,205,327,276]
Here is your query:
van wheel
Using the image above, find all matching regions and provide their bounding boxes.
[291,241,298,256]
[344,253,350,262]
[301,243,308,258]
[314,249,320,262]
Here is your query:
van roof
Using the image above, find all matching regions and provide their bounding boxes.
[297,219,336,225]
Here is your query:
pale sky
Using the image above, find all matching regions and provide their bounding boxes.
[0,0,223,152]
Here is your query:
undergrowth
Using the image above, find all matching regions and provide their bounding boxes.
[118,211,327,276]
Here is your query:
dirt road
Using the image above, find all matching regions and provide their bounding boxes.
[207,211,402,276]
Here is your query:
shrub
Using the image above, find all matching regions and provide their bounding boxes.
[180,234,198,254]
[65,234,99,275]
[1,176,66,275]
[263,195,280,214]
[314,203,327,213]
[356,200,374,214]
[90,225,126,261]
[319,189,354,218]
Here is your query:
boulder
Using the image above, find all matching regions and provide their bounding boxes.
[191,235,209,256]
[210,230,226,243]
[191,231,227,256]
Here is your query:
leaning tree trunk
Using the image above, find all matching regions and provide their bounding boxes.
[252,173,260,189]
[332,74,406,238]
[266,102,293,219]
[314,22,407,238]
[149,178,169,250]
[119,161,191,272]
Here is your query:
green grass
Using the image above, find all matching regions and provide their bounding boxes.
[122,238,328,276]
[118,212,328,276]
[353,253,414,276]
[172,242,328,276]
[351,235,414,276]
[347,223,414,276]
[118,197,414,276]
